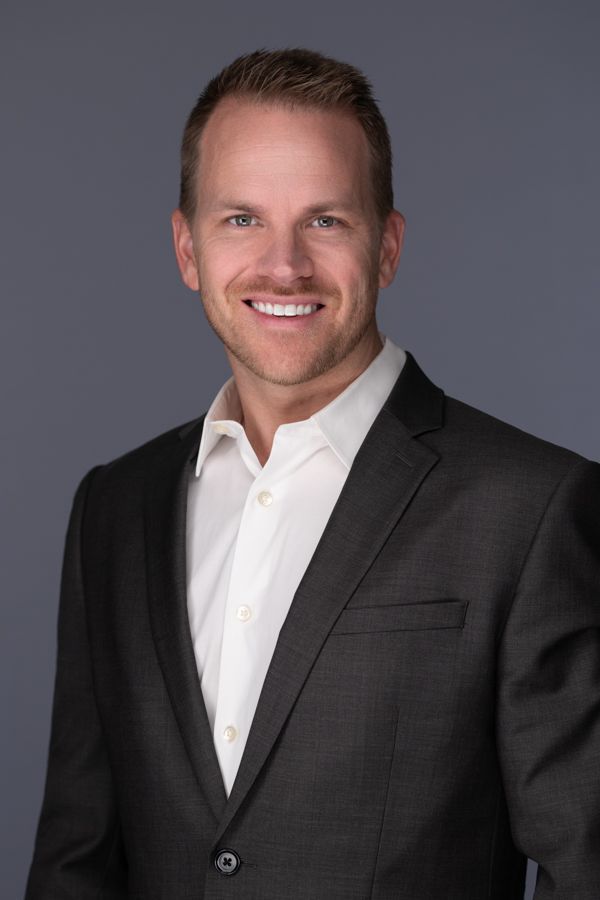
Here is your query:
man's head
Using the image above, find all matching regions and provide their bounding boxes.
[178,48,394,228]
[172,49,404,389]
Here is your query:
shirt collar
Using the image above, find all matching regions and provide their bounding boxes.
[310,336,406,469]
[195,335,406,476]
[195,377,243,476]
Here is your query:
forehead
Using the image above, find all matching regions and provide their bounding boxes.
[196,98,372,202]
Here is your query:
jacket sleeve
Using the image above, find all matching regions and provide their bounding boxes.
[496,458,600,898]
[25,467,127,899]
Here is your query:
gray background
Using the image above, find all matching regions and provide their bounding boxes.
[2,1,599,896]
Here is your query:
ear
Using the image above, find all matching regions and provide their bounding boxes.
[171,209,200,292]
[378,210,405,288]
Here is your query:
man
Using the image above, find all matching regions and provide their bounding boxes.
[26,48,600,899]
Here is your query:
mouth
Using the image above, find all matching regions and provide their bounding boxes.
[243,299,324,318]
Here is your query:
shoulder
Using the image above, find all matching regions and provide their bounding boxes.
[78,414,206,505]
[443,394,586,462]
[433,393,596,502]
[385,351,594,486]
[106,415,205,473]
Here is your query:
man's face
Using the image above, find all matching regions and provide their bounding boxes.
[173,99,404,387]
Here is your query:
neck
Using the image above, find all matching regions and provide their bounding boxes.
[227,330,383,466]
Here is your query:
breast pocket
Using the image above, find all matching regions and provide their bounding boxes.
[330,599,468,635]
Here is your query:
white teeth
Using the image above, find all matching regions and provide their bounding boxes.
[250,301,319,317]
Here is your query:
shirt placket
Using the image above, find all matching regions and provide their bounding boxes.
[212,465,282,794]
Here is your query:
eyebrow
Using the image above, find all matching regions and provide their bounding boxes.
[211,199,358,215]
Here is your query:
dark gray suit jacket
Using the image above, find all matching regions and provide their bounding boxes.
[26,354,600,898]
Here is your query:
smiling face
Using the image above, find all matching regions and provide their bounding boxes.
[172,98,404,388]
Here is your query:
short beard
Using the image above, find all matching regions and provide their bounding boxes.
[199,270,380,387]
[222,322,371,386]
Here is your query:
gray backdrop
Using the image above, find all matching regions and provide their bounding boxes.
[2,1,599,897]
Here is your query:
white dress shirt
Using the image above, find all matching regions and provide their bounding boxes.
[186,336,406,794]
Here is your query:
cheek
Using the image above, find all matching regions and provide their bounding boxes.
[321,246,378,292]
[197,239,251,291]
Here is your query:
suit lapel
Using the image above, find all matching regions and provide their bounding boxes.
[215,353,444,841]
[144,416,228,823]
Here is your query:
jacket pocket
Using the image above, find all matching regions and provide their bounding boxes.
[330,599,468,634]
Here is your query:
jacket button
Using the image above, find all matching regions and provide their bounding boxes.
[214,848,241,876]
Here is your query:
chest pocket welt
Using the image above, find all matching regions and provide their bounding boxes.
[331,599,468,635]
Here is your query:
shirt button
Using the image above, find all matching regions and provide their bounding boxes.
[213,423,229,435]
[236,605,252,622]
[257,490,273,507]
[214,848,241,876]
[223,725,237,743]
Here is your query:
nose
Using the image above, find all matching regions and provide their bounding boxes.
[255,227,314,285]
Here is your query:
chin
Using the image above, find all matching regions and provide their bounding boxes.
[243,361,329,387]
[232,347,341,387]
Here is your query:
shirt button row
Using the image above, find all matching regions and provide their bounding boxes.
[257,490,273,507]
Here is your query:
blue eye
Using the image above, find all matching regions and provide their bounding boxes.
[229,214,256,227]
[312,215,338,228]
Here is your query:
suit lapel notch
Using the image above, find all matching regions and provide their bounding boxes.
[383,351,444,437]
